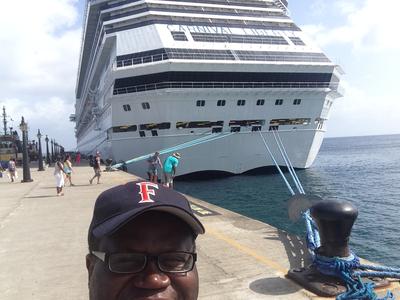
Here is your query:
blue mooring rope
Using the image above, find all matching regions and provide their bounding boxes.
[303,210,397,300]
[111,131,234,169]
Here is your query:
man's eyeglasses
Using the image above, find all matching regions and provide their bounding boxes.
[91,251,197,274]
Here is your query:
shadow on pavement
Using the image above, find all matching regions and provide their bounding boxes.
[24,195,58,199]
[249,277,300,295]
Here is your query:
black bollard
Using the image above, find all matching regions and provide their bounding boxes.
[287,198,389,296]
[310,199,358,258]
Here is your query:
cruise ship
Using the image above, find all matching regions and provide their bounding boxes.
[73,0,343,177]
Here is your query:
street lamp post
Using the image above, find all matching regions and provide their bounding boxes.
[51,139,54,162]
[45,135,50,166]
[19,117,33,182]
[37,129,44,171]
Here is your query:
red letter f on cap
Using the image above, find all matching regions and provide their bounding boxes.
[136,182,159,203]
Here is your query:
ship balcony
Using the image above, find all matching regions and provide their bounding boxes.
[113,51,332,70]
[112,81,339,95]
[329,83,345,98]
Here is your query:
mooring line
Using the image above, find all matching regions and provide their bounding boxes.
[111,131,235,169]
[272,129,305,194]
[258,131,295,196]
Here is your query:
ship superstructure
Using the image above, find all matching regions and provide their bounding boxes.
[73,0,343,176]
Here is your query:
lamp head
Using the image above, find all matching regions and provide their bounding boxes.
[19,116,28,131]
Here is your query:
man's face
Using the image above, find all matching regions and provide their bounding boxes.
[87,211,199,300]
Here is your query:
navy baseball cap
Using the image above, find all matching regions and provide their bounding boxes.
[89,180,205,241]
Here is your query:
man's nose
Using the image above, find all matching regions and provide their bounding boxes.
[132,260,171,289]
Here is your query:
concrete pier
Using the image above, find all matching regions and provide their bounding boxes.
[0,165,398,299]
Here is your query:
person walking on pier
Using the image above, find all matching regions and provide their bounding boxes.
[163,152,181,188]
[147,151,162,183]
[7,158,17,183]
[89,152,101,184]
[63,155,74,186]
[86,180,204,300]
[54,157,66,196]
[75,152,81,165]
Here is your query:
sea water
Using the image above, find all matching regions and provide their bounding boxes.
[175,134,400,267]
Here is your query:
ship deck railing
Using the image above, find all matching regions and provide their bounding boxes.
[115,52,330,68]
[113,81,338,95]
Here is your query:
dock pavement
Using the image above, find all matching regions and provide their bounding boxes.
[1,165,398,299]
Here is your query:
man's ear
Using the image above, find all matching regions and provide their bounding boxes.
[86,253,96,280]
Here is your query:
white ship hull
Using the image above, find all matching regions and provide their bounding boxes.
[74,0,343,177]
[78,124,324,177]
[111,129,324,176]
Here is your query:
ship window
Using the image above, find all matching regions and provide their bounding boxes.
[191,32,289,45]
[270,118,311,126]
[196,100,205,107]
[171,31,188,41]
[256,99,265,106]
[237,99,246,106]
[275,99,283,105]
[122,104,131,111]
[289,37,306,46]
[231,127,241,132]
[139,131,146,137]
[112,125,137,133]
[142,102,150,109]
[212,127,223,133]
[140,122,171,130]
[176,121,224,129]
[217,100,226,106]
[151,130,158,136]
[293,99,301,105]
[229,120,265,127]
[269,125,279,131]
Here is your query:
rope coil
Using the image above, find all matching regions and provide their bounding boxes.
[303,210,397,300]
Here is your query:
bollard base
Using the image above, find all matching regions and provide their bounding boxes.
[287,264,390,297]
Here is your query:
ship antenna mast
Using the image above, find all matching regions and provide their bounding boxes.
[2,106,7,135]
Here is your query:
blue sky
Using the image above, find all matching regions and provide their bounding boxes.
[0,0,398,150]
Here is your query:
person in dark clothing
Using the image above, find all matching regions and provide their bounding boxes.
[89,152,102,184]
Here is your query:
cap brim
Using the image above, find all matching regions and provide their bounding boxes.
[92,204,205,238]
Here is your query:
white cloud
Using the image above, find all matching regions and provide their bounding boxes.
[0,98,75,133]
[0,0,81,149]
[302,0,400,52]
[327,80,399,137]
[297,0,400,137]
